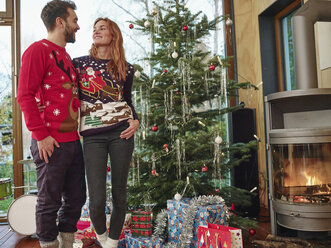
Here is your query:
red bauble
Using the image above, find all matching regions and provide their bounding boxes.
[164,69,168,73]
[202,165,208,172]
[106,166,110,172]
[231,203,235,211]
[163,144,168,149]
[151,169,158,176]
[209,64,216,71]
[249,228,256,236]
[182,25,188,31]
[152,125,158,132]
[129,23,134,29]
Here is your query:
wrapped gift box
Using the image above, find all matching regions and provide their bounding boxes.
[208,223,243,248]
[131,210,152,237]
[167,198,227,246]
[131,228,152,237]
[131,210,152,223]
[167,198,190,243]
[197,225,232,248]
[125,235,163,248]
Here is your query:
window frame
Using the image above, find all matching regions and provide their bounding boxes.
[274,0,301,91]
[0,0,23,223]
[0,0,13,18]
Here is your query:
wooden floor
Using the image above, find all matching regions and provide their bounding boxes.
[0,208,272,247]
[0,225,40,248]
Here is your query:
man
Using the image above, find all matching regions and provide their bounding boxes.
[17,1,86,247]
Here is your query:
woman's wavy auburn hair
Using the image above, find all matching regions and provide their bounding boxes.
[89,17,127,82]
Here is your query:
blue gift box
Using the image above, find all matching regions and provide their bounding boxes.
[167,198,227,247]
[118,238,126,248]
[125,235,163,248]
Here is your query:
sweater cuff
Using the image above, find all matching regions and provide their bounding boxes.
[133,112,139,120]
[32,127,50,141]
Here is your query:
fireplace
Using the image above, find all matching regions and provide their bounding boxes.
[265,0,331,236]
[266,89,331,234]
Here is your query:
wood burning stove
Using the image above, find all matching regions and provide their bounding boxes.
[266,89,331,235]
[264,0,331,235]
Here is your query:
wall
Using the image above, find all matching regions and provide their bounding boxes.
[233,0,331,208]
[232,0,276,207]
[316,22,331,88]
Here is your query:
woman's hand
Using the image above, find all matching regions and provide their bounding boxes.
[120,119,140,139]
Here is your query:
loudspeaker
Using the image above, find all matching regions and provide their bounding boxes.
[230,108,259,217]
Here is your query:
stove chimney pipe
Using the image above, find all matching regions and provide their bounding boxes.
[292,0,331,89]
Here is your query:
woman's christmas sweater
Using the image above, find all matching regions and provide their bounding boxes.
[72,56,138,136]
[17,39,80,142]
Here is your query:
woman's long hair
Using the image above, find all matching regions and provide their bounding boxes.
[89,18,127,82]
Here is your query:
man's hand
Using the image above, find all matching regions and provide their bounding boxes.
[37,136,60,163]
[36,98,46,112]
[120,119,140,139]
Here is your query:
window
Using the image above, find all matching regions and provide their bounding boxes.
[274,0,301,91]
[0,5,15,219]
[0,0,12,18]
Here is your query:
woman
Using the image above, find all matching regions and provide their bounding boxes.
[73,18,139,248]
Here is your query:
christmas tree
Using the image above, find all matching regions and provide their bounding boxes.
[127,0,259,220]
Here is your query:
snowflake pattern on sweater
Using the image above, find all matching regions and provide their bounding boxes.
[73,56,138,136]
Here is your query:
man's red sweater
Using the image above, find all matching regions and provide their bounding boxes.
[17,39,80,142]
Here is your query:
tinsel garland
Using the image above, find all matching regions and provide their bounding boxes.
[153,209,168,242]
[153,195,229,248]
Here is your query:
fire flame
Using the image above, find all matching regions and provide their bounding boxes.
[302,171,322,186]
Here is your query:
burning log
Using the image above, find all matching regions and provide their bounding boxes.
[252,240,303,248]
[266,235,313,247]
[252,234,314,248]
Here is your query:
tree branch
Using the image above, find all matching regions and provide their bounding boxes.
[111,0,139,20]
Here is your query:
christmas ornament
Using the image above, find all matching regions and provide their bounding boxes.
[106,166,110,172]
[209,64,215,71]
[163,69,168,74]
[174,192,182,201]
[134,70,141,78]
[182,25,188,31]
[151,169,159,176]
[163,144,169,153]
[152,7,158,15]
[215,135,222,144]
[176,138,181,179]
[198,121,205,127]
[202,164,208,172]
[231,203,235,211]
[225,17,233,27]
[249,228,256,236]
[152,125,158,132]
[144,20,151,28]
[129,23,134,29]
[171,51,178,59]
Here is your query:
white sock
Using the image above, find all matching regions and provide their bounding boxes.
[96,231,108,246]
[40,239,59,248]
[104,237,118,248]
[58,232,74,248]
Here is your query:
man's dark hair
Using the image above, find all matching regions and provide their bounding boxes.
[41,0,77,31]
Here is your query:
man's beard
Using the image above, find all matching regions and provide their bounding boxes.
[65,25,76,43]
